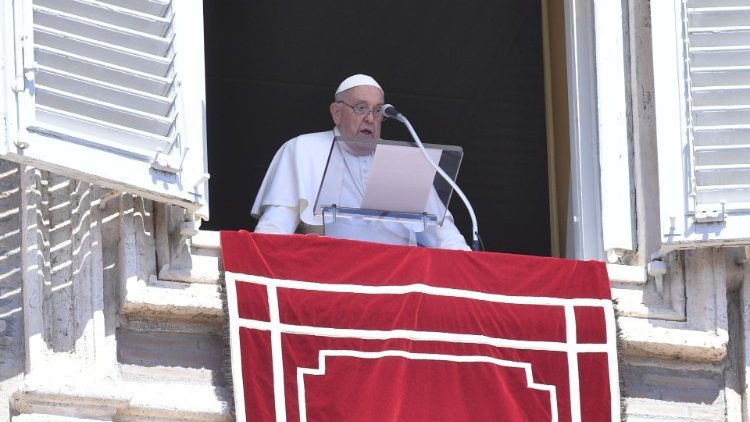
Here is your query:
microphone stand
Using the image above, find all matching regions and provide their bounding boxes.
[386,107,480,251]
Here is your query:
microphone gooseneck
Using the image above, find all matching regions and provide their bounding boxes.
[386,104,481,251]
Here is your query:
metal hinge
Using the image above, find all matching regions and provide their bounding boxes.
[694,202,726,223]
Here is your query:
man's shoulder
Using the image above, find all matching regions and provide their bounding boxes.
[282,130,334,155]
[288,130,334,145]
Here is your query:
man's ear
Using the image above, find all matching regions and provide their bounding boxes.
[330,102,341,126]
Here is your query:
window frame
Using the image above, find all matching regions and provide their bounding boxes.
[564,0,637,261]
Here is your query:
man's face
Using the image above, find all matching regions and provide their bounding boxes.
[330,85,384,140]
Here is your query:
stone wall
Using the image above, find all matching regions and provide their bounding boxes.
[0,160,24,420]
[612,247,750,421]
[0,160,230,421]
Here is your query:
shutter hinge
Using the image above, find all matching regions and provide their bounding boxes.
[13,138,29,149]
[694,202,726,223]
[11,75,25,93]
[12,33,36,93]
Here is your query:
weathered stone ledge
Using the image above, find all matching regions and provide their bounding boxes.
[12,373,232,421]
[121,275,223,321]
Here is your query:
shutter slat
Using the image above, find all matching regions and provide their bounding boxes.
[696,186,750,207]
[34,0,172,37]
[36,66,175,115]
[694,127,750,146]
[34,5,173,56]
[692,67,750,86]
[34,107,173,155]
[692,85,750,105]
[689,7,750,28]
[694,145,750,165]
[692,0,750,6]
[689,29,750,48]
[36,85,175,136]
[693,106,750,125]
[695,143,750,150]
[691,48,750,67]
[34,26,173,76]
[695,167,750,188]
[35,46,173,96]
[95,0,170,17]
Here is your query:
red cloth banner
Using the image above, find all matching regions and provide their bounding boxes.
[222,231,619,422]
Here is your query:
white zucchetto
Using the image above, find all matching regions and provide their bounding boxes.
[335,74,382,96]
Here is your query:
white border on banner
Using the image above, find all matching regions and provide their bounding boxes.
[225,272,247,421]
[231,272,613,308]
[225,271,621,422]
[296,350,559,422]
[565,305,581,422]
[238,318,609,354]
[268,285,288,421]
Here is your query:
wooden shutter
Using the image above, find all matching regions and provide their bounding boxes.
[652,0,750,247]
[3,0,209,218]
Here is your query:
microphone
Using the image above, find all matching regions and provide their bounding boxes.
[382,104,404,122]
[385,104,481,251]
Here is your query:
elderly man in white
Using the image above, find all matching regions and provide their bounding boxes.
[251,74,470,250]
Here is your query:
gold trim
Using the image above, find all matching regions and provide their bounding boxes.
[542,0,570,257]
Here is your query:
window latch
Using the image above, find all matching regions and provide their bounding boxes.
[694,202,726,223]
[151,147,189,174]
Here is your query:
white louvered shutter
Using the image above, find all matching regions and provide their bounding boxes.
[652,0,750,247]
[3,0,209,218]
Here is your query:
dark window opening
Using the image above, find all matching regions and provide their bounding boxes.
[202,1,551,256]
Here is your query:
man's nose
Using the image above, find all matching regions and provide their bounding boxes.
[363,110,375,123]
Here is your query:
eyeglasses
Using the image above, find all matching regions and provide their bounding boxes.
[337,101,385,120]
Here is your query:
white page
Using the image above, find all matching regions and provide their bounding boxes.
[361,144,443,213]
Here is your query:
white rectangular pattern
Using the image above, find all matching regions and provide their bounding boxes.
[687,0,750,210]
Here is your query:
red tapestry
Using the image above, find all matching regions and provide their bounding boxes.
[222,231,619,422]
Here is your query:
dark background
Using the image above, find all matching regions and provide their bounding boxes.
[201,1,551,256]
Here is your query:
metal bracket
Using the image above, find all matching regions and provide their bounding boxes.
[647,259,667,294]
[11,75,25,93]
[13,138,29,149]
[694,202,726,223]
[12,31,36,92]
[98,190,121,210]
[11,61,36,93]
[151,147,189,174]
[176,218,201,256]
[180,219,200,238]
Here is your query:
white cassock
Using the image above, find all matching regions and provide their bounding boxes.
[251,129,470,250]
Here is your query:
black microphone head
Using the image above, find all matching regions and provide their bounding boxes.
[382,104,401,120]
